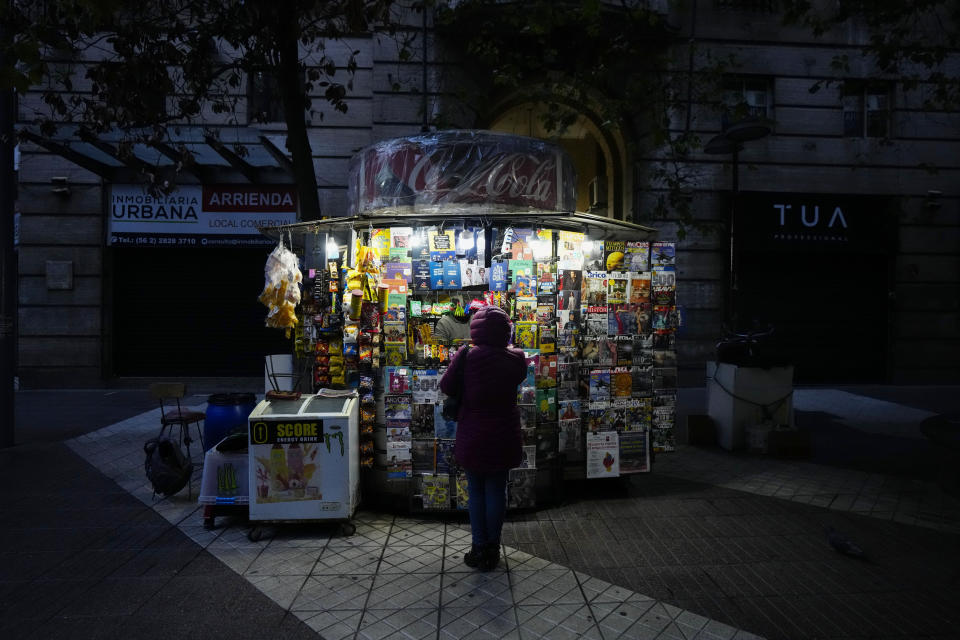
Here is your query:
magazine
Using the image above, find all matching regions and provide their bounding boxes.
[607,272,628,304]
[586,431,620,478]
[514,321,538,349]
[583,239,604,271]
[629,271,651,304]
[410,404,435,438]
[515,296,538,322]
[412,439,435,473]
[455,474,469,510]
[558,419,583,458]
[619,430,650,474]
[557,231,585,269]
[519,444,537,469]
[610,367,633,398]
[536,422,558,462]
[435,439,457,474]
[589,368,611,402]
[603,241,626,272]
[651,241,676,269]
[583,271,607,306]
[420,473,450,510]
[624,241,650,272]
[608,303,639,336]
[410,369,439,404]
[536,354,558,388]
[428,228,456,261]
[536,388,557,422]
[508,468,537,509]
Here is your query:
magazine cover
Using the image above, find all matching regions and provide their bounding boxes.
[559,268,583,293]
[420,474,450,510]
[508,468,536,509]
[653,427,676,453]
[537,266,556,295]
[597,338,616,366]
[514,321,538,349]
[370,228,391,259]
[583,239,604,271]
[383,321,406,345]
[624,241,650,272]
[435,439,457,474]
[443,260,461,289]
[630,396,653,430]
[459,259,483,287]
[455,474,469,510]
[384,344,407,367]
[519,444,537,469]
[519,405,537,429]
[586,402,609,431]
[411,228,431,261]
[586,431,620,478]
[384,395,412,429]
[654,350,678,367]
[631,364,653,394]
[651,241,676,269]
[610,367,633,398]
[386,366,411,394]
[654,366,679,389]
[515,296,538,322]
[604,240,627,272]
[410,404,435,438]
[585,309,608,337]
[413,260,432,291]
[608,303,639,336]
[390,226,413,251]
[433,402,458,439]
[509,259,536,296]
[651,268,676,290]
[557,366,579,397]
[607,272,628,304]
[386,293,407,321]
[583,271,607,306]
[411,369,439,404]
[411,439,435,474]
[609,403,630,431]
[536,422,559,462]
[558,419,583,458]
[489,259,508,292]
[619,430,650,474]
[536,388,557,422]
[428,228,456,261]
[383,261,413,284]
[557,231,585,269]
[652,305,675,332]
[429,261,445,289]
[557,285,581,312]
[536,353,558,387]
[614,335,633,366]
[558,399,581,421]
[538,326,556,354]
[536,294,556,323]
[629,271,651,304]
[589,368,611,402]
[508,228,536,260]
[578,336,601,364]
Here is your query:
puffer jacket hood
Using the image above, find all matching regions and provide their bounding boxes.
[470,305,511,347]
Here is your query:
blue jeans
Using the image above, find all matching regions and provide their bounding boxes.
[465,470,508,546]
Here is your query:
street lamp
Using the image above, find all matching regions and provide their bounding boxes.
[704,118,772,331]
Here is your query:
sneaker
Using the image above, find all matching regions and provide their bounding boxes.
[463,544,485,568]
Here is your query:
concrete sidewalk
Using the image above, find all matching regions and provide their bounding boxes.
[3,384,959,639]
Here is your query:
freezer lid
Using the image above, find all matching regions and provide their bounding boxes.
[254,398,309,416]
[300,395,353,416]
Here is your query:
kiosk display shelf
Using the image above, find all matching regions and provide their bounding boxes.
[257,131,677,512]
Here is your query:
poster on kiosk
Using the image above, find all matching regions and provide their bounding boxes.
[247,395,359,522]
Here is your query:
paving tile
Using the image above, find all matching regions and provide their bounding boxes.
[509,567,584,606]
[245,573,309,610]
[368,572,442,609]
[312,543,384,575]
[356,606,439,640]
[441,570,513,608]
[244,545,324,576]
[297,609,364,640]
[291,574,373,611]
[439,604,520,640]
[379,544,446,573]
[516,602,603,639]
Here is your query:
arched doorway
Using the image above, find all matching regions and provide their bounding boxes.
[487,103,631,220]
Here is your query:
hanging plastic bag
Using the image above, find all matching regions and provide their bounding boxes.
[258,238,302,336]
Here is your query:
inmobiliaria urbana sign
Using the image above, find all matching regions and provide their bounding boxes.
[108,184,297,247]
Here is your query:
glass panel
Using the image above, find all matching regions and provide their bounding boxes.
[259,399,308,415]
[843,110,863,137]
[301,396,351,415]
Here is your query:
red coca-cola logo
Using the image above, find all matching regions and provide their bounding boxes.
[350,131,575,214]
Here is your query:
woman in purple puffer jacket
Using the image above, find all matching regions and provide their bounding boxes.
[439,305,526,571]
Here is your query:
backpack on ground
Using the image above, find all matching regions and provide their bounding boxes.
[144,436,193,497]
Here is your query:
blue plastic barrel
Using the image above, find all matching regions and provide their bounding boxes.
[205,393,258,451]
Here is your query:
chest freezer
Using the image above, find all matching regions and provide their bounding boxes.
[248,392,359,522]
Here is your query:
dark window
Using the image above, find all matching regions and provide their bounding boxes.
[721,77,772,130]
[842,82,891,138]
[714,0,777,11]
[248,71,283,123]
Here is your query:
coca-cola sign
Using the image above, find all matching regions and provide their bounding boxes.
[348,130,576,214]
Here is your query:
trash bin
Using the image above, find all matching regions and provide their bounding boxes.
[205,393,258,452]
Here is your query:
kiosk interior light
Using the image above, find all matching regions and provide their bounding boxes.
[326,237,339,259]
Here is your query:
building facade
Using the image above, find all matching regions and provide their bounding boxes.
[13,0,958,387]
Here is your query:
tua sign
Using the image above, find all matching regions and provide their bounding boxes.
[772,204,848,229]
